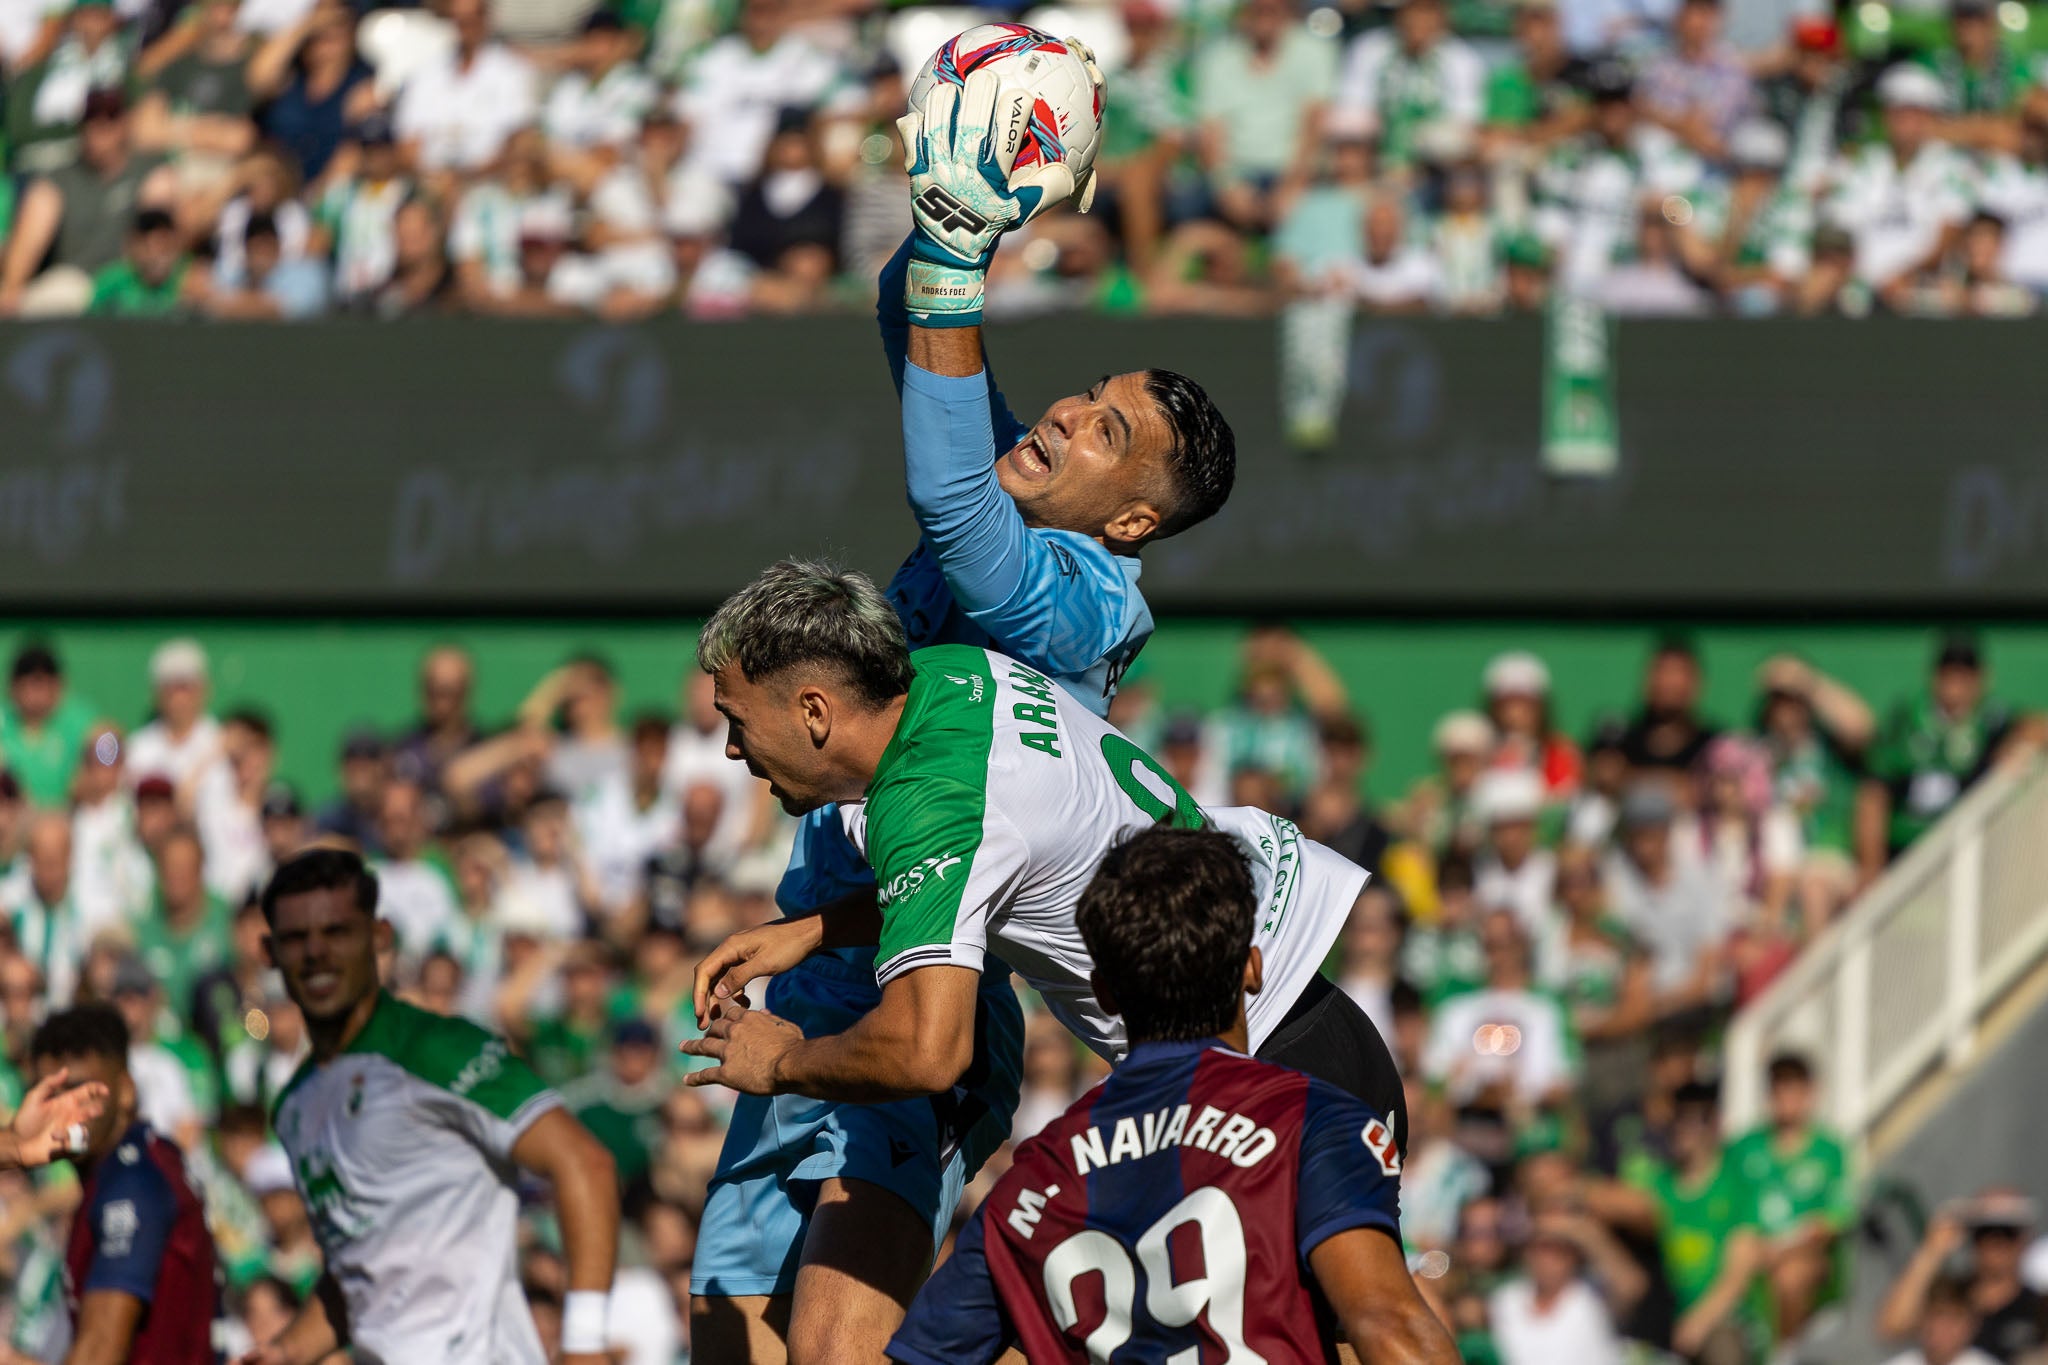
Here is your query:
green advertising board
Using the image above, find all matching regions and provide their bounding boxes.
[0,317,2042,609]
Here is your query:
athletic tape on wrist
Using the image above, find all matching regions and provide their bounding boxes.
[561,1291,610,1355]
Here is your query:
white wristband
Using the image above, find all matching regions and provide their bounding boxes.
[561,1290,610,1355]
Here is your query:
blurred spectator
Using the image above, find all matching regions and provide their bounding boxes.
[0,88,176,315]
[315,728,387,852]
[508,937,614,1086]
[1424,908,1575,1112]
[1543,842,1652,1117]
[1011,1015,1082,1142]
[1695,733,1799,928]
[202,207,330,316]
[394,0,538,175]
[320,115,414,304]
[1825,65,1973,310]
[501,788,591,939]
[4,0,131,174]
[258,782,306,871]
[1433,161,1505,312]
[1882,1278,2004,1365]
[1595,202,1712,315]
[1210,626,1348,804]
[3,812,80,1007]
[247,1,376,183]
[1399,1080,1489,1249]
[544,11,655,156]
[1637,0,1752,162]
[1482,0,1593,151]
[1924,0,2031,123]
[1604,782,1728,1018]
[1336,883,1403,1041]
[727,111,841,312]
[1347,194,1439,310]
[1619,637,1717,774]
[1193,0,1337,233]
[1756,18,1869,194]
[1675,118,1813,312]
[1333,0,1484,171]
[1486,650,1581,798]
[1858,635,2024,880]
[392,646,480,794]
[1880,1190,2047,1363]
[1943,212,2037,318]
[1979,112,2048,295]
[128,639,219,788]
[579,715,677,924]
[1610,1081,1764,1362]
[1726,1051,1853,1341]
[449,124,562,305]
[1488,1215,1631,1365]
[189,707,276,904]
[131,0,258,180]
[1,641,96,808]
[1567,715,1630,847]
[1474,767,1555,935]
[111,954,208,1147]
[1088,0,1188,271]
[371,777,459,959]
[663,670,760,859]
[369,192,456,314]
[1402,708,1494,857]
[1404,851,1484,1005]
[85,203,194,314]
[71,723,153,936]
[527,654,625,806]
[1299,712,1391,873]
[675,0,841,190]
[209,147,311,288]
[564,1016,667,1187]
[1533,63,1703,294]
[135,825,233,1021]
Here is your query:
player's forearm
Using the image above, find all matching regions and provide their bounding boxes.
[552,1134,621,1293]
[908,322,985,379]
[269,1284,344,1365]
[772,1023,966,1102]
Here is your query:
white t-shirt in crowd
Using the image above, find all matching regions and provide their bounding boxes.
[575,774,678,913]
[193,763,268,905]
[1490,1278,1624,1365]
[1879,1350,2002,1365]
[70,796,153,939]
[673,32,842,185]
[663,721,758,860]
[1347,246,1443,308]
[498,860,583,940]
[130,1042,199,1137]
[395,43,538,171]
[1475,848,1558,938]
[1423,986,1574,1106]
[542,63,657,149]
[1826,140,1974,287]
[126,715,221,788]
[1977,154,2048,290]
[372,857,461,959]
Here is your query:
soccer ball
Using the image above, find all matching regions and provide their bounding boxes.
[907,24,1106,212]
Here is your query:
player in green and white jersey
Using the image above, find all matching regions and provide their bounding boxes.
[682,561,1405,1145]
[234,849,621,1365]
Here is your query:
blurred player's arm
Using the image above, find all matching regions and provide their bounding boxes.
[511,1109,621,1365]
[1309,1228,1460,1365]
[232,1276,346,1365]
[684,964,981,1102]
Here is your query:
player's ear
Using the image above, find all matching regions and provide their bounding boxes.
[260,931,276,969]
[798,685,833,747]
[1242,946,1264,998]
[1089,969,1121,1018]
[1102,500,1161,551]
[373,917,396,957]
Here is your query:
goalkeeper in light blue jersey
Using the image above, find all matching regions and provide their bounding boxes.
[688,67,1238,1365]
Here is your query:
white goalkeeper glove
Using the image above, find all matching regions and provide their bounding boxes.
[899,67,1080,327]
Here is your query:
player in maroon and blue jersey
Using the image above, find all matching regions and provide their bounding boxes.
[33,1004,222,1365]
[889,826,1457,1365]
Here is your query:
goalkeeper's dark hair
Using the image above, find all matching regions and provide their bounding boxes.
[31,1003,129,1066]
[1076,824,1256,1043]
[260,846,380,927]
[697,559,913,709]
[1145,369,1236,539]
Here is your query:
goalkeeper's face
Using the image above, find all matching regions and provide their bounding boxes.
[999,371,1175,552]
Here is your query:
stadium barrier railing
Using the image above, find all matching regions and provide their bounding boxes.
[1723,756,2048,1160]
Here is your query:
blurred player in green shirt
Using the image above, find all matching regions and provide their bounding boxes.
[0,644,99,810]
[1728,1052,1855,1339]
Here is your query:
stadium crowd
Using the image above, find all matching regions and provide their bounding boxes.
[0,626,2038,1361]
[4,0,2048,320]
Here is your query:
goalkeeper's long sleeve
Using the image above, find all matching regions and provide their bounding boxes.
[877,236,1023,436]
[901,361,1142,678]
